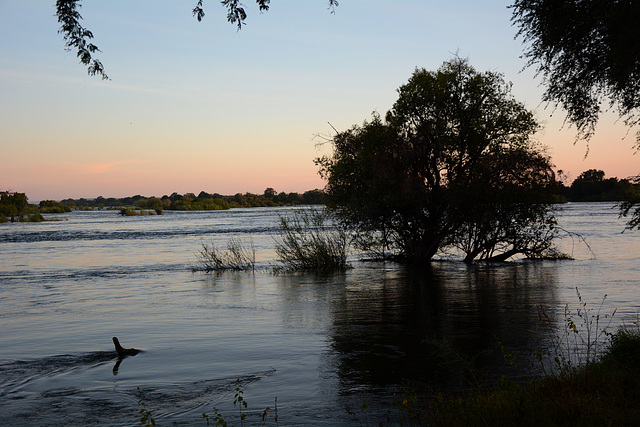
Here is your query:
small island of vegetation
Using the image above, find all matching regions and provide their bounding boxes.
[0,192,45,223]
[60,188,326,212]
[0,188,326,223]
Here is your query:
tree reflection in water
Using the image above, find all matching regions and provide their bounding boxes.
[327,261,560,395]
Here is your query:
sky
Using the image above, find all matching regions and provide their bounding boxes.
[1,1,638,201]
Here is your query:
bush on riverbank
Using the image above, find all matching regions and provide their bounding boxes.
[426,327,640,426]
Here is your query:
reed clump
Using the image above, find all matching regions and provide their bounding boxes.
[193,238,256,272]
[273,208,350,273]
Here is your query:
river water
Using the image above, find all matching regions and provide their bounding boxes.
[0,203,638,425]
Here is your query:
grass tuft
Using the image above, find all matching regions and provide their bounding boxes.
[273,208,350,273]
[193,238,256,272]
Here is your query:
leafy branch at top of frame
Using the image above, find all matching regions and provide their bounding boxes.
[56,1,339,79]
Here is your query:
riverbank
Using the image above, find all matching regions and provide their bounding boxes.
[424,328,640,426]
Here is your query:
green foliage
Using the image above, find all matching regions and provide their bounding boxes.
[619,177,640,230]
[318,57,560,264]
[19,212,45,222]
[0,203,17,222]
[193,238,256,272]
[170,196,230,211]
[136,387,156,427]
[512,0,640,144]
[135,197,170,214]
[0,192,48,222]
[39,200,72,213]
[0,192,29,222]
[194,0,338,29]
[202,407,227,427]
[58,188,325,211]
[119,207,158,216]
[202,380,279,426]
[55,0,108,80]
[274,208,350,273]
[233,379,247,424]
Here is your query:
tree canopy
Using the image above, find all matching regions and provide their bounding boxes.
[0,192,41,223]
[317,57,560,264]
[566,169,639,203]
[511,0,640,144]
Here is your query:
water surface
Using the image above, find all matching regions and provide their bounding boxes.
[0,203,638,425]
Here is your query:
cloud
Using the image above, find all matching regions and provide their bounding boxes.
[79,160,134,175]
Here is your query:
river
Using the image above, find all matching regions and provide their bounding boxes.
[0,203,638,425]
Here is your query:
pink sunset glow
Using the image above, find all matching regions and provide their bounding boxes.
[1,2,637,202]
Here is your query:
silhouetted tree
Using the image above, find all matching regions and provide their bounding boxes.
[511,0,640,144]
[317,57,560,264]
[263,188,277,199]
[568,169,640,202]
[512,1,640,230]
[302,189,326,205]
[621,174,640,230]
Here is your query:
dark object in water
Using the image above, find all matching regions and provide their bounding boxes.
[112,337,139,358]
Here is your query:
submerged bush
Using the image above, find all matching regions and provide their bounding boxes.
[19,213,45,222]
[39,200,72,213]
[274,208,350,273]
[119,208,157,216]
[193,238,255,272]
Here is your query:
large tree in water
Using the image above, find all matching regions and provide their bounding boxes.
[317,57,560,265]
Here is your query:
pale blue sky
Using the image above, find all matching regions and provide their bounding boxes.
[1,1,637,200]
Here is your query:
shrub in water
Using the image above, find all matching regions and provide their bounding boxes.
[193,238,256,272]
[274,208,350,273]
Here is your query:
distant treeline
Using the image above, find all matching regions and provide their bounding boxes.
[3,170,638,223]
[60,188,327,211]
[555,169,640,202]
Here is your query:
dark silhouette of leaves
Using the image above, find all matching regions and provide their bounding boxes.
[511,0,640,144]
